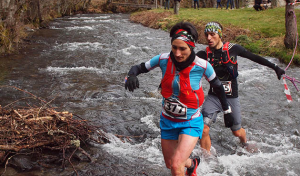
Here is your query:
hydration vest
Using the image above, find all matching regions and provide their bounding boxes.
[160,57,204,109]
[206,42,238,79]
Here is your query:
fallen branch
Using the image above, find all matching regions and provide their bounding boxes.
[0,86,111,174]
[0,105,110,172]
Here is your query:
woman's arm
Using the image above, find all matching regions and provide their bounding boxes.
[125,54,162,92]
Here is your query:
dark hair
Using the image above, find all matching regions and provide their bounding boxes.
[170,21,198,41]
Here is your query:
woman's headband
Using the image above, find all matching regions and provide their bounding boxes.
[171,29,196,49]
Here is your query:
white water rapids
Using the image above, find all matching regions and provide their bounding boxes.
[0,13,299,176]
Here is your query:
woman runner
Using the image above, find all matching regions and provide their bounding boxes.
[125,21,234,176]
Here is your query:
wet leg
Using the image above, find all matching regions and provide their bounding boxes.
[232,128,247,144]
[199,125,211,153]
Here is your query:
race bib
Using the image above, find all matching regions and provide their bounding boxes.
[163,98,187,119]
[221,81,232,95]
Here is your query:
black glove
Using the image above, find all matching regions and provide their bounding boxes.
[223,106,234,128]
[274,65,285,80]
[125,75,139,92]
[224,113,234,128]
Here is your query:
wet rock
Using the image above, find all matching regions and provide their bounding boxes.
[24,26,35,32]
[0,151,7,164]
[8,154,39,171]
[293,129,300,136]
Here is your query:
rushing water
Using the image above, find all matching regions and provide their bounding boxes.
[0,13,300,176]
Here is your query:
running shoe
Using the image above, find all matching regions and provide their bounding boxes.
[185,156,200,176]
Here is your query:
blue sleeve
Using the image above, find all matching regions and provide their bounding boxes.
[204,62,216,81]
[145,55,161,70]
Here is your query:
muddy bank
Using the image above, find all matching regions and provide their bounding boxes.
[0,0,90,55]
[130,11,250,45]
[0,0,152,55]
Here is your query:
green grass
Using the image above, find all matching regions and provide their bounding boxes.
[145,7,300,65]
[155,7,299,37]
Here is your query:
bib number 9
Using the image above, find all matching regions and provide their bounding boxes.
[222,81,232,95]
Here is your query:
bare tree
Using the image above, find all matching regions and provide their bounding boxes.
[201,0,206,7]
[174,0,180,14]
[271,0,278,8]
[235,0,239,9]
[37,0,43,23]
[284,0,298,49]
[6,0,16,26]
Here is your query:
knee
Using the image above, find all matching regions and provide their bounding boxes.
[165,163,171,169]
[164,160,172,169]
[232,128,244,137]
[202,125,210,137]
[170,161,182,174]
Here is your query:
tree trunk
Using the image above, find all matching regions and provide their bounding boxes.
[174,0,180,14]
[201,0,206,7]
[241,0,246,8]
[284,0,298,49]
[37,0,43,23]
[6,0,16,26]
[271,0,278,8]
[235,0,239,8]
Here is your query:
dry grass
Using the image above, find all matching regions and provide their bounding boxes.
[87,0,107,13]
[130,10,251,45]
[130,11,173,29]
[268,36,285,48]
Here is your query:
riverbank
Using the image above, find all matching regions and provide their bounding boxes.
[1,1,299,66]
[0,0,90,55]
[130,8,300,66]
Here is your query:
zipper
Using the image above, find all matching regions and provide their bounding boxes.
[193,90,199,107]
[174,70,180,97]
[171,63,178,98]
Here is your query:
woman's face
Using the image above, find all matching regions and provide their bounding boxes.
[171,39,191,62]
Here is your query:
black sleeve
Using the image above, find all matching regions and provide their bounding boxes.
[127,63,149,76]
[196,50,207,60]
[237,45,276,70]
[209,77,229,111]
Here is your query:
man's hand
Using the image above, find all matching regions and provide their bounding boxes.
[224,113,234,128]
[224,106,234,128]
[274,65,285,80]
[125,75,139,92]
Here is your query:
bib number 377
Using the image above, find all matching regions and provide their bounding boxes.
[163,98,187,119]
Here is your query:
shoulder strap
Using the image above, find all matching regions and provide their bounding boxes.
[222,42,230,51]
[206,46,212,58]
[222,42,237,64]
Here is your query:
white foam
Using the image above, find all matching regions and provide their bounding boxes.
[54,42,104,51]
[238,68,261,76]
[101,131,164,165]
[44,66,105,75]
[65,26,94,30]
[49,26,63,30]
[118,45,138,55]
[216,151,300,176]
[141,115,160,132]
[98,19,114,23]
[123,31,150,37]
[67,16,110,20]
[82,19,97,23]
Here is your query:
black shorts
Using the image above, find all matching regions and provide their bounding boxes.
[201,94,242,131]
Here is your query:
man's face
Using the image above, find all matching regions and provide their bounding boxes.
[171,39,191,62]
[205,32,222,49]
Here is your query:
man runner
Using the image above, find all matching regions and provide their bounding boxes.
[196,21,285,153]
